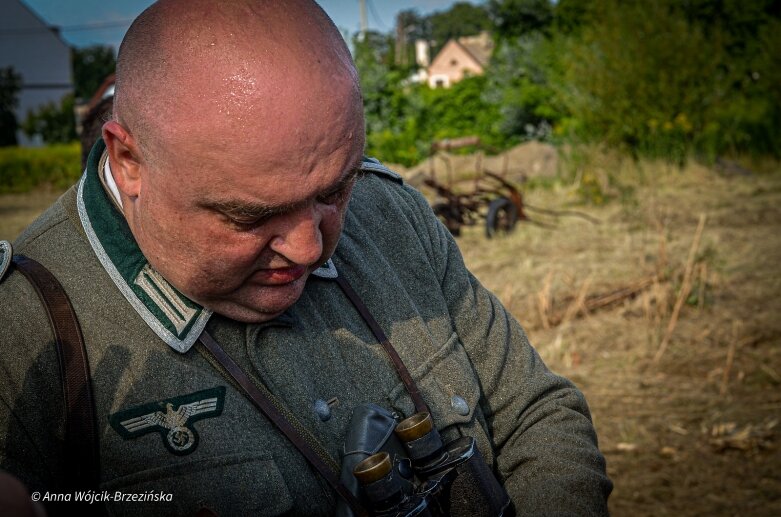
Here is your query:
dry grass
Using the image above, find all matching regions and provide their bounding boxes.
[0,186,64,241]
[454,157,781,516]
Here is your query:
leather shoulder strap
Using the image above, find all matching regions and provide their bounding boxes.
[197,331,368,517]
[335,275,429,415]
[11,255,100,491]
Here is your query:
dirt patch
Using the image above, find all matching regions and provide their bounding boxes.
[457,162,781,516]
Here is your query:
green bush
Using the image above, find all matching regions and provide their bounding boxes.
[0,143,82,194]
[22,93,78,144]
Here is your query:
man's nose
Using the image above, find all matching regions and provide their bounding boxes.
[268,204,324,266]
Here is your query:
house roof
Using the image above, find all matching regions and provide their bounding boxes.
[2,0,71,50]
[455,32,493,68]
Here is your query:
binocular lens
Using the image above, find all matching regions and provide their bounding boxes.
[353,451,392,485]
[395,412,434,442]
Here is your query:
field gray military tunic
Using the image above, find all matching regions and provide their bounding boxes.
[0,141,611,515]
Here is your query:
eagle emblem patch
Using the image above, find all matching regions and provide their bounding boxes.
[109,387,226,455]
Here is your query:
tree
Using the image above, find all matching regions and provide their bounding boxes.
[484,33,563,142]
[0,67,22,146]
[72,45,116,100]
[551,0,781,160]
[487,0,554,40]
[427,2,491,52]
[22,93,77,144]
[395,9,430,67]
[553,0,593,34]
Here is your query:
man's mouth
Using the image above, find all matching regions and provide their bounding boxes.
[251,265,308,285]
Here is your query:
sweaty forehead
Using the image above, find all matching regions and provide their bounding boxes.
[115,0,359,150]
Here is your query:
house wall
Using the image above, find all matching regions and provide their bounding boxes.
[0,0,73,145]
[426,40,483,88]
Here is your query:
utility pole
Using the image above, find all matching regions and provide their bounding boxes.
[358,0,368,41]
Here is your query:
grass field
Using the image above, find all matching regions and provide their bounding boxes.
[1,156,779,515]
[0,186,65,242]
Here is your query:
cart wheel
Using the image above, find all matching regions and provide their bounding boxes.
[486,197,518,238]
[433,203,462,237]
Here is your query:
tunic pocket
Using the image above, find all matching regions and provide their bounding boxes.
[101,452,293,516]
[387,332,493,467]
[389,332,480,424]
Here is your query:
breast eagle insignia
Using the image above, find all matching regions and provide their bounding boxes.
[109,386,226,455]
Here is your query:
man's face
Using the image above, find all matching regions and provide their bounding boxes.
[126,106,365,323]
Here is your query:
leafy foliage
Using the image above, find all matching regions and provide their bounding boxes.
[427,2,492,51]
[72,45,116,101]
[0,143,81,193]
[487,0,553,40]
[22,93,78,144]
[354,0,780,167]
[553,0,781,160]
[483,33,562,142]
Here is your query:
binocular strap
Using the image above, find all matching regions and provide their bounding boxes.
[334,274,430,415]
[196,274,430,516]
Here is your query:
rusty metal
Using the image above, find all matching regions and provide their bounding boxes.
[425,136,528,237]
[423,170,527,237]
[425,136,601,236]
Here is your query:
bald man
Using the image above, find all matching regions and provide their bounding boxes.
[0,1,611,515]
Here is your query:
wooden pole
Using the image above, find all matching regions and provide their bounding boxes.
[653,213,707,364]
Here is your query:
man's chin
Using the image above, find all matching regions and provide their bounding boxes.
[201,281,307,323]
[218,306,287,324]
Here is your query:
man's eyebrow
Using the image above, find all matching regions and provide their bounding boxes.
[322,166,364,194]
[200,166,364,220]
[200,198,289,221]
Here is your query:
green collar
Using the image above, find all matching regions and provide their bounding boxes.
[77,140,211,352]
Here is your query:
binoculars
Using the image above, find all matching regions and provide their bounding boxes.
[352,412,513,517]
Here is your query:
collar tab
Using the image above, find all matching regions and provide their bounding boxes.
[78,139,211,353]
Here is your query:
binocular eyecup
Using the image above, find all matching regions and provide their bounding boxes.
[352,412,513,517]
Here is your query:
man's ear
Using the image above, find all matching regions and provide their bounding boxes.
[102,120,143,199]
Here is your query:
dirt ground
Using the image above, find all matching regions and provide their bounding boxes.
[450,159,781,516]
[1,158,779,515]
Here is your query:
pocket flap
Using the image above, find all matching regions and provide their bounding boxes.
[388,332,480,429]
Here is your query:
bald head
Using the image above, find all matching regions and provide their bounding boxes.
[114,0,361,165]
[103,0,366,322]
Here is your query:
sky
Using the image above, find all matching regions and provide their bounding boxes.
[20,0,482,50]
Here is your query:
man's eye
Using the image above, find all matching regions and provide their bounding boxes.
[317,189,346,205]
[318,177,357,205]
[225,216,261,230]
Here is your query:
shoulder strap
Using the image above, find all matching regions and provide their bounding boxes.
[360,157,404,184]
[11,255,100,492]
[334,275,429,415]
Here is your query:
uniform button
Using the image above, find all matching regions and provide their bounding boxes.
[451,395,469,416]
[314,399,331,421]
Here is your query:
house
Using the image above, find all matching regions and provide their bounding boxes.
[0,0,73,145]
[427,32,493,88]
